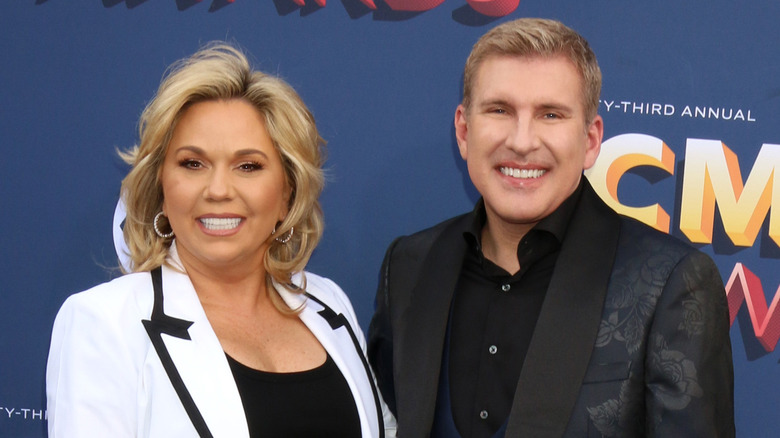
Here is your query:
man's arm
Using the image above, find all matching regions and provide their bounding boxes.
[368,238,402,417]
[646,250,735,437]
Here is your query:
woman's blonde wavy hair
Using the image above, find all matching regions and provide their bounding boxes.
[119,42,325,312]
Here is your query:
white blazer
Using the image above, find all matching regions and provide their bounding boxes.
[46,246,397,437]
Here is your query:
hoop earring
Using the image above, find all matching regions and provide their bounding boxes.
[275,226,294,244]
[153,212,174,239]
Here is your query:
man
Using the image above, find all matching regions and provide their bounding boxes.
[367,18,734,437]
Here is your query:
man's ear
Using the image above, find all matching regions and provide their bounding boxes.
[455,104,469,160]
[583,114,604,170]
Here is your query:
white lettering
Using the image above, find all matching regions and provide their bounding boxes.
[708,107,720,118]
[0,406,47,421]
[602,101,752,122]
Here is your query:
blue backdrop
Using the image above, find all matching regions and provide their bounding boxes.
[2,1,778,436]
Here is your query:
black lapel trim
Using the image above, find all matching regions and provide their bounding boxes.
[397,217,470,434]
[306,292,385,438]
[141,267,213,438]
[505,181,621,437]
[305,292,385,438]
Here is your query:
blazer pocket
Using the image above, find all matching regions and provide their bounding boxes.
[582,361,632,384]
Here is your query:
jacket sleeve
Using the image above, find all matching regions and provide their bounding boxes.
[46,292,140,437]
[645,251,735,437]
[367,237,401,418]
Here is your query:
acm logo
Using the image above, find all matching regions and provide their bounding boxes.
[586,133,780,354]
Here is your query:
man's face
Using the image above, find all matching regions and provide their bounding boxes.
[455,55,603,236]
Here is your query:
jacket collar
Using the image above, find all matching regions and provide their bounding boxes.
[505,179,621,436]
[395,214,472,434]
[395,179,620,436]
[275,277,383,438]
[152,257,250,437]
[153,248,381,437]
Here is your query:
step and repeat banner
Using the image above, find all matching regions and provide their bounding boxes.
[2,1,778,436]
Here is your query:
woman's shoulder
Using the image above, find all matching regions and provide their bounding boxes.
[58,271,155,321]
[297,270,340,292]
[48,271,161,366]
[295,271,355,314]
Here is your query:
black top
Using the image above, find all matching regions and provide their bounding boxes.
[227,352,361,438]
[448,183,582,437]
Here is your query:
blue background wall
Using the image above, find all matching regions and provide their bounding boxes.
[2,1,778,436]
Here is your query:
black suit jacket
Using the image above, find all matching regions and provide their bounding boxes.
[368,181,734,437]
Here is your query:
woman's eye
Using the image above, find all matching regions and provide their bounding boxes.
[179,159,203,169]
[238,161,264,172]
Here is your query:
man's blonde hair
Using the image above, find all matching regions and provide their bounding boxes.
[462,18,601,123]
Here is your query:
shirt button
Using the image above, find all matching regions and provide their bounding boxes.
[479,410,489,420]
[501,284,511,292]
[488,345,498,355]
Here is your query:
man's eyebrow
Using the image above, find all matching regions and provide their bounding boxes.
[477,98,511,108]
[537,101,575,113]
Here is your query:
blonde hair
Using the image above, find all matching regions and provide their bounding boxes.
[462,18,602,123]
[120,42,325,311]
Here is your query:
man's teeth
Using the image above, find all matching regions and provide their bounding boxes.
[200,218,242,230]
[500,167,546,179]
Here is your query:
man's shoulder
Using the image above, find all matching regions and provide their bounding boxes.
[578,182,700,259]
[616,214,694,253]
[612,215,715,274]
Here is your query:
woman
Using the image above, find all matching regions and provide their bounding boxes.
[46,43,396,437]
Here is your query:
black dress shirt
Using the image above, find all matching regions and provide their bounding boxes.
[448,183,582,438]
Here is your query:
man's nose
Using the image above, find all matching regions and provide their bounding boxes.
[505,117,541,154]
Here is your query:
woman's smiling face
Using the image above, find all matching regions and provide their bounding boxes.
[160,98,289,273]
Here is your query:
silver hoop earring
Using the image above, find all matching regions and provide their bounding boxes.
[275,226,294,244]
[153,212,174,239]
